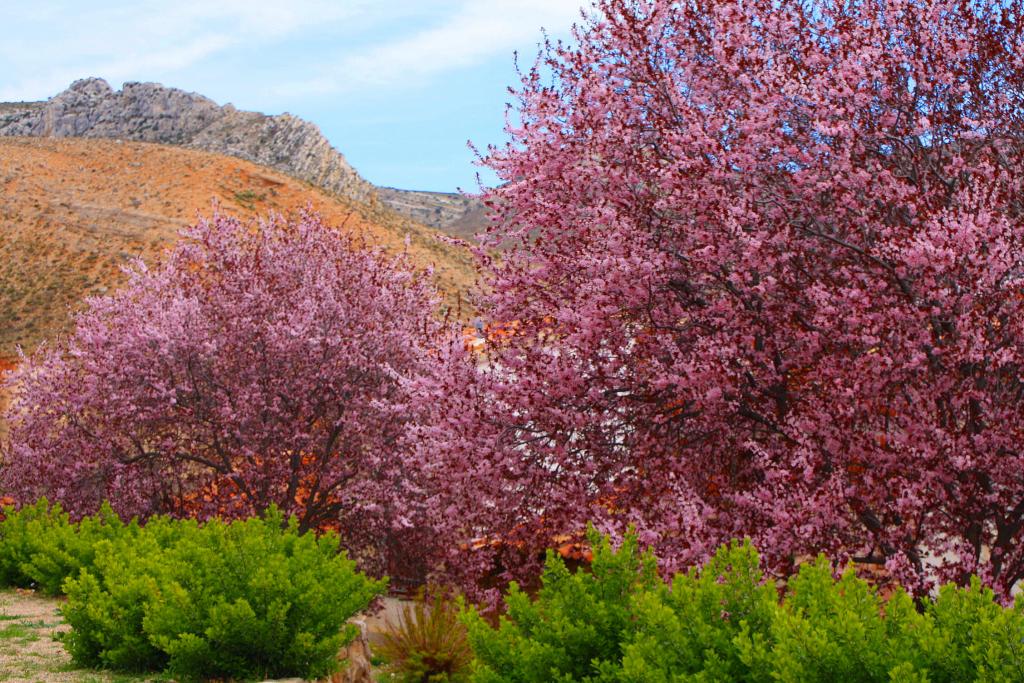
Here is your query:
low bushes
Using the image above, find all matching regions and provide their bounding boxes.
[0,500,385,681]
[463,529,1024,682]
[4,500,1023,681]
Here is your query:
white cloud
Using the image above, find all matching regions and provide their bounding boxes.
[272,0,589,96]
[349,0,585,82]
[0,0,590,102]
[0,0,372,101]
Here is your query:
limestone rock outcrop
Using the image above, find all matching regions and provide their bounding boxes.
[0,78,377,204]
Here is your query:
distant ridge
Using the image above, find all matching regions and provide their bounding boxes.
[0,78,488,236]
[0,78,377,204]
[377,187,490,239]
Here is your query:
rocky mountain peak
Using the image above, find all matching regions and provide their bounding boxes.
[0,78,377,204]
[0,78,488,234]
[65,77,114,97]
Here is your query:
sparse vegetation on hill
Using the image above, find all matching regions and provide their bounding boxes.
[0,79,491,238]
[0,78,378,204]
[0,137,474,359]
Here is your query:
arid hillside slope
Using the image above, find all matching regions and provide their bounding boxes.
[0,79,490,237]
[0,78,377,204]
[377,187,489,238]
[0,137,475,360]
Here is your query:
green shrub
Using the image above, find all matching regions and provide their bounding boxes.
[6,502,1022,682]
[60,528,174,672]
[730,559,926,683]
[920,579,1024,683]
[0,498,130,594]
[462,527,661,682]
[60,508,385,682]
[463,531,1024,682]
[377,589,473,682]
[21,501,133,595]
[0,498,57,588]
[620,538,777,681]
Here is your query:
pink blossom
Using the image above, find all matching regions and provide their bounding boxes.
[3,210,450,581]
[417,0,1024,601]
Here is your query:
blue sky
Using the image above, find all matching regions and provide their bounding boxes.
[0,1,590,192]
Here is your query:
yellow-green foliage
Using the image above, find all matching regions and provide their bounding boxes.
[0,498,61,589]
[61,509,385,681]
[462,528,662,682]
[0,502,384,682]
[0,499,131,595]
[463,529,1024,682]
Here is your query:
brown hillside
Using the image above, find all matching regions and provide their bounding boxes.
[377,187,490,239]
[0,137,475,359]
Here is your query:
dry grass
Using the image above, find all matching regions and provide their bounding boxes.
[0,137,475,359]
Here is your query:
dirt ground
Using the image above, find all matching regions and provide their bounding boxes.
[0,589,163,683]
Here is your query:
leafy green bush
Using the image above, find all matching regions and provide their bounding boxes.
[463,528,661,681]
[377,589,473,682]
[620,538,777,681]
[0,498,57,588]
[60,508,385,681]
[5,501,1022,682]
[463,530,1024,682]
[60,531,169,671]
[21,501,133,595]
[0,498,131,594]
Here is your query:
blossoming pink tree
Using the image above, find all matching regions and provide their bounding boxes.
[417,0,1024,599]
[2,210,446,577]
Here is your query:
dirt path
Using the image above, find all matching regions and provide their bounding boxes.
[0,589,160,683]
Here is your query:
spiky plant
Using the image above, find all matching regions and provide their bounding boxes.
[376,590,472,683]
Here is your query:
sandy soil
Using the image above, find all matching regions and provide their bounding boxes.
[0,589,162,683]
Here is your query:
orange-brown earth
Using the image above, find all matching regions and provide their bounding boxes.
[0,137,474,360]
[0,360,13,442]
